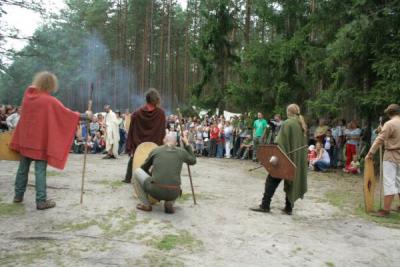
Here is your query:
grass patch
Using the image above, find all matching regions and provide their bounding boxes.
[93,179,124,189]
[325,262,335,267]
[0,202,25,217]
[177,193,192,204]
[355,204,400,228]
[54,207,137,236]
[154,230,202,251]
[0,245,49,266]
[318,171,400,227]
[29,170,63,177]
[177,192,217,204]
[136,252,185,267]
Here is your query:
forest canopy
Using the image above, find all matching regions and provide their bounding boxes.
[0,0,399,121]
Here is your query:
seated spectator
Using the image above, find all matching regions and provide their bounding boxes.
[93,131,106,153]
[73,135,85,154]
[86,136,94,152]
[89,116,100,137]
[236,135,253,160]
[0,105,8,132]
[346,155,361,174]
[311,142,330,172]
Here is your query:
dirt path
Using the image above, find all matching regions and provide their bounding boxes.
[1,155,400,266]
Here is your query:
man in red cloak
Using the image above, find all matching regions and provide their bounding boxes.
[10,71,92,210]
[123,88,166,183]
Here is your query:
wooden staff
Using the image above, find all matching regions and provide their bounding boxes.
[176,107,197,205]
[80,83,94,204]
[378,116,383,210]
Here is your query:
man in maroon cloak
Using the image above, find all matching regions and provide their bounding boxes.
[10,71,92,210]
[123,88,166,183]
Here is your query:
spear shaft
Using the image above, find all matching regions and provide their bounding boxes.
[80,83,94,204]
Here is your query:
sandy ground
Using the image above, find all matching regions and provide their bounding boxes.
[1,154,400,267]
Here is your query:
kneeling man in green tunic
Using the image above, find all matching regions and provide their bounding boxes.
[134,132,197,214]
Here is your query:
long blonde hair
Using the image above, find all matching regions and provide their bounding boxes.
[287,103,307,135]
[32,71,59,93]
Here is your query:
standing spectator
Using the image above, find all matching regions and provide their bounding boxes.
[252,112,268,162]
[268,114,282,144]
[216,123,225,158]
[6,107,21,129]
[124,109,131,133]
[195,126,204,156]
[188,125,197,151]
[233,115,247,157]
[116,111,126,155]
[224,121,233,158]
[323,129,336,167]
[209,123,219,157]
[332,119,346,168]
[314,118,329,143]
[344,120,361,172]
[103,105,120,159]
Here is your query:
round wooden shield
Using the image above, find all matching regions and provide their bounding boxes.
[133,142,158,170]
[257,144,296,180]
[363,158,376,213]
[132,142,158,204]
[0,131,21,161]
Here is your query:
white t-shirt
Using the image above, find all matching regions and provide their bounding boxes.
[321,149,330,164]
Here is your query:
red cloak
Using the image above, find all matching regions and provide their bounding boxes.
[10,87,80,169]
[126,104,166,155]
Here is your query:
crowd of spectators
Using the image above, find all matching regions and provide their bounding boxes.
[0,104,21,132]
[1,102,378,175]
[307,118,377,174]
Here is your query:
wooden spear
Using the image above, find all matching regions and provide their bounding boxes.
[176,106,197,205]
[80,83,94,204]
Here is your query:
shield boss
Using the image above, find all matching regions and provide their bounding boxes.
[0,131,21,161]
[257,144,296,180]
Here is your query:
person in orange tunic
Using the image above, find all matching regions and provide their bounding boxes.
[10,71,92,210]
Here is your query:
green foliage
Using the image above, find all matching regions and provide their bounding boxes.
[1,0,399,120]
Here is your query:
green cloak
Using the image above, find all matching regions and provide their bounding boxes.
[275,117,308,204]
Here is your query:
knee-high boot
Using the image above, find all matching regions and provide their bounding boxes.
[261,175,282,209]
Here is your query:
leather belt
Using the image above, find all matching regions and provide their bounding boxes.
[385,148,400,151]
[152,182,181,190]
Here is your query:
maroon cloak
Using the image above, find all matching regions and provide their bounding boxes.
[126,104,166,155]
[10,87,80,169]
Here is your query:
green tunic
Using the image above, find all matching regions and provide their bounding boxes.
[141,144,196,201]
[275,117,308,204]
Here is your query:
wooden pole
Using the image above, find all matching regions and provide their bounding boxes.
[176,106,197,205]
[80,84,94,204]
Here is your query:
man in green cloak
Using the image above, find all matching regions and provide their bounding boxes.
[250,104,308,215]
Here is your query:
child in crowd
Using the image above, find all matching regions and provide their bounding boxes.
[308,145,317,169]
[346,155,361,174]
